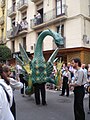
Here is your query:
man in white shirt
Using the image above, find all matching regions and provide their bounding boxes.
[70,58,86,120]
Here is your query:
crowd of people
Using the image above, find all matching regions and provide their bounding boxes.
[0,57,90,120]
[46,58,90,120]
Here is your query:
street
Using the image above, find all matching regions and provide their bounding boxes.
[14,89,90,120]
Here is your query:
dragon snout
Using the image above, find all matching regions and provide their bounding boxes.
[56,38,64,47]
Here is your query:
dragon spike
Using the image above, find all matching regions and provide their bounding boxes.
[15,55,24,66]
[19,43,30,64]
[47,28,54,35]
[53,57,58,63]
[48,48,59,63]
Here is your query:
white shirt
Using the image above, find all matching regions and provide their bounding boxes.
[0,79,14,120]
[74,68,87,86]
[9,77,23,90]
[62,71,71,80]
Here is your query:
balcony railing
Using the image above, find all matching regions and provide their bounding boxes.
[31,0,39,2]
[1,0,5,8]
[7,21,28,39]
[30,5,67,28]
[17,0,28,11]
[0,16,4,25]
[8,6,16,17]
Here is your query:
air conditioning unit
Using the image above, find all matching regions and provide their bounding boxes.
[82,35,90,44]
[87,36,90,44]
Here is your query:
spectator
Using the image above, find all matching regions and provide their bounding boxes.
[67,62,74,79]
[69,58,86,120]
[3,65,23,120]
[81,63,88,78]
[0,63,14,120]
[33,15,37,25]
[60,66,71,97]
[87,68,90,114]
[36,12,41,25]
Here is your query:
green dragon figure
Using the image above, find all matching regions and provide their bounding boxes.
[15,29,64,95]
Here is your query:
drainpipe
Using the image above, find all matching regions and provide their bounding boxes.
[89,0,90,16]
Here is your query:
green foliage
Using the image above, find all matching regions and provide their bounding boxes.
[0,45,12,62]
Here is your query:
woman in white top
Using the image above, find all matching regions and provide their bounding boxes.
[3,65,23,120]
[0,63,14,120]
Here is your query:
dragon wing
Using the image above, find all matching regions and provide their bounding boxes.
[15,55,24,66]
[19,43,30,64]
[46,48,59,76]
[48,48,59,63]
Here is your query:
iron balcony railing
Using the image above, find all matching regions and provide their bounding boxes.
[7,21,28,39]
[0,16,4,25]
[8,5,16,17]
[17,0,28,11]
[31,0,39,2]
[30,5,67,28]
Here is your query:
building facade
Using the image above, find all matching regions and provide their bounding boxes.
[0,0,7,45]
[6,0,90,65]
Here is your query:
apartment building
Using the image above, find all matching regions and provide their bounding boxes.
[0,0,7,45]
[6,0,90,64]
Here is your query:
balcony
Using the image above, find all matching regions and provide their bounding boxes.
[0,16,4,25]
[31,0,39,3]
[17,0,28,11]
[7,21,28,39]
[30,5,67,29]
[8,6,16,17]
[1,0,5,8]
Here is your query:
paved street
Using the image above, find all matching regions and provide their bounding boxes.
[14,89,90,120]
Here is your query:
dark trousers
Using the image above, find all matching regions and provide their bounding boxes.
[74,86,85,120]
[89,93,90,110]
[10,97,16,120]
[34,83,46,105]
[62,76,69,96]
[19,74,28,94]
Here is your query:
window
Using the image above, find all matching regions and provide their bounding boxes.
[56,25,65,48]
[12,41,15,53]
[56,0,65,16]
[11,17,15,27]
[57,24,64,37]
[2,9,4,15]
[12,0,16,11]
[36,2,43,23]
[21,11,27,20]
[20,11,28,30]
[1,29,4,39]
[23,37,26,50]
[37,31,44,50]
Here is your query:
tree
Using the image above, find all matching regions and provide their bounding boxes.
[0,45,12,62]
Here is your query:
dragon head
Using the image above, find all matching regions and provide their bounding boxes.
[48,29,64,47]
